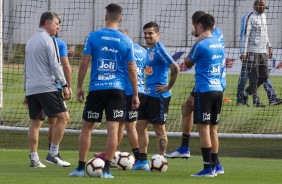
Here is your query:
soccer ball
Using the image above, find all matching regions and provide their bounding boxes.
[150,154,168,172]
[86,158,105,177]
[110,151,121,168]
[115,152,135,170]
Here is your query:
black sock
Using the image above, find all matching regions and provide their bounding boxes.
[132,148,140,160]
[103,159,111,173]
[211,153,219,167]
[201,147,212,169]
[180,134,190,148]
[48,144,51,150]
[139,153,147,161]
[78,160,86,171]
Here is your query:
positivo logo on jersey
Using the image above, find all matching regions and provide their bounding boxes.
[113,110,124,118]
[98,59,117,72]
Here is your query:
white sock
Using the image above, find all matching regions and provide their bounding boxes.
[30,152,39,162]
[49,144,59,157]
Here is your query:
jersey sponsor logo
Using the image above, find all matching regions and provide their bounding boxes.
[208,64,221,75]
[101,46,119,53]
[209,78,220,85]
[202,112,211,121]
[136,57,144,61]
[101,36,120,42]
[88,111,99,119]
[94,82,121,87]
[128,111,138,119]
[149,51,155,61]
[98,59,117,71]
[135,49,143,53]
[209,44,222,49]
[212,55,223,60]
[145,66,153,75]
[113,110,124,118]
[98,73,116,80]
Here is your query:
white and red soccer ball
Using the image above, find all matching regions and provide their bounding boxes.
[115,151,135,170]
[85,158,105,177]
[149,154,168,172]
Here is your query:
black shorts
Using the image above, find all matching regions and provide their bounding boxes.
[138,95,171,124]
[83,89,125,122]
[125,93,143,122]
[194,91,223,125]
[26,91,67,120]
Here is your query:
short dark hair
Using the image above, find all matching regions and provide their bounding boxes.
[196,14,215,31]
[192,11,206,25]
[105,3,122,21]
[143,21,159,32]
[39,11,59,27]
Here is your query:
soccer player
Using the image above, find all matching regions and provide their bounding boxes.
[184,14,225,177]
[236,0,282,107]
[132,22,180,170]
[24,11,71,168]
[94,29,146,162]
[166,11,226,173]
[69,4,139,178]
[46,18,72,167]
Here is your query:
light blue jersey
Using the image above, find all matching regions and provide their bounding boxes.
[53,36,68,89]
[189,37,224,92]
[124,43,147,95]
[144,41,174,98]
[83,28,135,91]
[212,27,226,90]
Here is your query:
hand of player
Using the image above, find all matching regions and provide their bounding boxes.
[196,32,208,42]
[191,28,198,37]
[68,50,75,57]
[131,94,140,110]
[63,87,71,100]
[64,87,72,101]
[239,54,247,62]
[155,85,170,93]
[186,95,194,108]
[76,88,84,103]
[268,47,273,59]
[23,96,28,108]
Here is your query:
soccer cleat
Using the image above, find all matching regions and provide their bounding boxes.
[165,147,190,159]
[30,160,46,168]
[45,153,71,167]
[213,163,224,175]
[269,98,282,106]
[69,169,85,177]
[191,168,215,177]
[132,160,150,171]
[101,171,114,179]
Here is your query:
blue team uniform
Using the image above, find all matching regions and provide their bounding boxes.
[212,27,226,90]
[53,36,68,89]
[83,28,135,91]
[144,41,174,98]
[189,36,225,92]
[124,43,147,95]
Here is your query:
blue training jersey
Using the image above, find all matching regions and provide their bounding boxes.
[83,28,135,91]
[212,27,226,90]
[53,36,68,89]
[189,36,224,93]
[124,43,147,95]
[144,41,174,98]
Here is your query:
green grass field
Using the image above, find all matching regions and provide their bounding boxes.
[1,148,281,184]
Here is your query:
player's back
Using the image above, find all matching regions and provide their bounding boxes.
[193,37,224,92]
[83,28,135,91]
